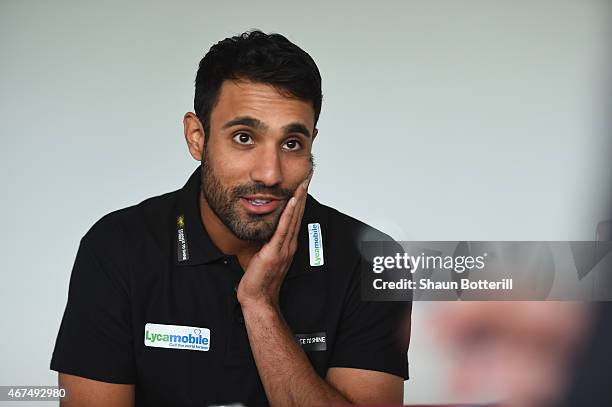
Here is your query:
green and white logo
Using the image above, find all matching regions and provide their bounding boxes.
[308,223,324,267]
[144,323,210,351]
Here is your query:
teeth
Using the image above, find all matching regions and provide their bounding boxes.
[249,199,271,206]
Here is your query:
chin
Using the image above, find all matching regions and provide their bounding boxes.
[230,220,275,242]
[239,230,275,243]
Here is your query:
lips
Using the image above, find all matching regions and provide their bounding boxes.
[240,195,283,215]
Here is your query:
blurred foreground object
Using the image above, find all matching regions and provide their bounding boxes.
[432,301,592,407]
[558,301,612,407]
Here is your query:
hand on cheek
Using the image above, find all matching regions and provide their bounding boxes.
[237,172,313,309]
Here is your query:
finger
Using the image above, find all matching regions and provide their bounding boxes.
[268,196,297,250]
[279,181,304,253]
[290,175,309,228]
[286,188,306,252]
[288,174,311,251]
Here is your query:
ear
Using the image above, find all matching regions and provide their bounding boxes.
[183,112,206,161]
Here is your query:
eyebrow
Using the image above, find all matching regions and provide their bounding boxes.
[222,116,312,138]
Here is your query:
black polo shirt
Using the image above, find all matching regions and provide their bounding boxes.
[50,165,411,407]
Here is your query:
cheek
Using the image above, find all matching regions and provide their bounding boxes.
[214,166,241,188]
[208,147,244,180]
[282,157,312,184]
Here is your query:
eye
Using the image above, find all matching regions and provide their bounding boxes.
[282,139,302,151]
[233,132,254,145]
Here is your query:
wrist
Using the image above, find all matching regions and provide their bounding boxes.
[236,285,280,310]
[239,297,280,316]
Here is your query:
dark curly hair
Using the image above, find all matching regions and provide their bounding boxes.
[194,29,323,143]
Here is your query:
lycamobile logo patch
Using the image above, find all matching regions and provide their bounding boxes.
[144,323,210,351]
[308,223,324,267]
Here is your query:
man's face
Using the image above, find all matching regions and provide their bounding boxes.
[200,79,316,242]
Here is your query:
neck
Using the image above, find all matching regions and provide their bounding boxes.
[198,191,262,263]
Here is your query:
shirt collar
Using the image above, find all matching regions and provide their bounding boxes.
[175,165,225,266]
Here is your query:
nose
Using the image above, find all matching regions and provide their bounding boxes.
[250,145,283,187]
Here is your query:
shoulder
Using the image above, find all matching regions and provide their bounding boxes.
[305,194,399,258]
[82,188,180,249]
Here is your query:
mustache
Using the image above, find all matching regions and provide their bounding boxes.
[231,183,294,200]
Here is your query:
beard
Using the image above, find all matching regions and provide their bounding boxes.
[200,149,313,242]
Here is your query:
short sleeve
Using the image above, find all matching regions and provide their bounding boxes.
[328,256,412,380]
[50,219,135,383]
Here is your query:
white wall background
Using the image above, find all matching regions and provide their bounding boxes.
[1,1,610,405]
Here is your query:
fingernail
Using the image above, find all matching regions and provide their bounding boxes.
[290,197,297,206]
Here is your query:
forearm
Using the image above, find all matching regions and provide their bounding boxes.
[241,302,351,407]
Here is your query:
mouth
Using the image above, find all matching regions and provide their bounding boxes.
[240,195,284,215]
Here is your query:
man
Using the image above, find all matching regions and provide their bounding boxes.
[50,30,411,406]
